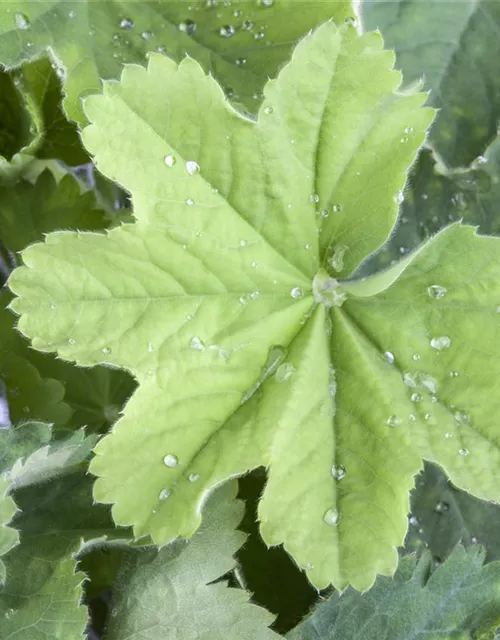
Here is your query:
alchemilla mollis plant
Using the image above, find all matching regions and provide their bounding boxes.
[2,1,500,638]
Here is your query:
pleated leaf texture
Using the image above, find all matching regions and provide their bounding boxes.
[11,21,500,591]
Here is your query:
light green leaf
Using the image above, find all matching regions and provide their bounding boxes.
[8,22,467,592]
[406,462,500,564]
[0,289,71,426]
[0,421,52,584]
[288,546,500,640]
[107,482,278,639]
[361,0,500,167]
[0,433,132,639]
[0,0,353,123]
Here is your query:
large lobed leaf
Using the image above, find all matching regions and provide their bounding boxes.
[0,0,353,122]
[12,20,500,592]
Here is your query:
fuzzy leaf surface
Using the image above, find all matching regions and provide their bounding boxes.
[0,0,352,122]
[288,546,500,640]
[362,0,500,167]
[14,23,493,593]
[107,482,278,639]
[0,429,132,639]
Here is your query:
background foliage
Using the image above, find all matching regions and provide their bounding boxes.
[0,1,500,638]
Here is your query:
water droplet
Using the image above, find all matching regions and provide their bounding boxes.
[332,204,343,213]
[120,18,134,29]
[148,343,154,353]
[250,291,260,300]
[444,432,453,439]
[159,488,171,501]
[394,190,405,205]
[309,194,320,204]
[420,374,438,394]
[68,338,76,345]
[424,413,433,422]
[235,57,246,66]
[185,160,200,176]
[254,30,265,40]
[186,198,195,206]
[476,155,488,164]
[188,473,200,483]
[142,30,153,39]
[190,336,205,351]
[260,0,275,6]
[331,464,346,481]
[251,260,257,268]
[454,410,470,425]
[68,10,77,19]
[412,354,421,361]
[290,287,303,299]
[387,415,401,427]
[434,500,449,513]
[427,285,447,299]
[320,208,329,218]
[400,136,409,144]
[14,13,30,29]
[219,24,235,37]
[411,392,422,403]
[328,244,348,273]
[458,448,469,457]
[50,303,56,310]
[242,19,254,30]
[384,351,395,364]
[430,335,451,351]
[164,154,176,167]
[449,371,459,377]
[179,19,197,35]
[304,243,312,250]
[323,508,339,526]
[275,362,295,383]
[409,515,419,526]
[5,608,16,619]
[264,105,273,115]
[102,347,112,355]
[404,126,414,134]
[163,454,179,467]
[403,372,418,387]
[239,296,248,305]
[409,413,416,422]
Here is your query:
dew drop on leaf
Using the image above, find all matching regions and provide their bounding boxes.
[454,410,470,425]
[458,448,469,457]
[323,508,340,526]
[387,415,401,427]
[14,13,30,29]
[412,353,421,361]
[383,351,395,364]
[309,194,320,204]
[236,58,246,66]
[403,372,418,388]
[320,208,329,218]
[427,284,447,299]
[190,336,205,351]
[102,347,112,355]
[409,515,419,526]
[164,154,176,167]
[250,291,260,300]
[290,287,303,299]
[393,191,404,205]
[411,392,422,403]
[331,464,346,481]
[120,18,134,29]
[142,31,153,40]
[251,260,257,268]
[430,335,451,351]
[188,473,200,483]
[332,204,343,212]
[159,488,171,501]
[219,24,235,38]
[185,160,200,176]
[328,244,348,272]
[179,19,197,35]
[400,136,409,144]
[148,343,154,353]
[404,126,414,134]
[434,500,449,513]
[260,0,275,6]
[163,454,179,468]
[445,432,453,439]
[68,10,76,19]
[239,296,248,305]
[275,362,295,383]
[243,19,254,30]
[254,31,265,40]
[264,106,273,115]
[68,338,76,345]
[186,198,195,206]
